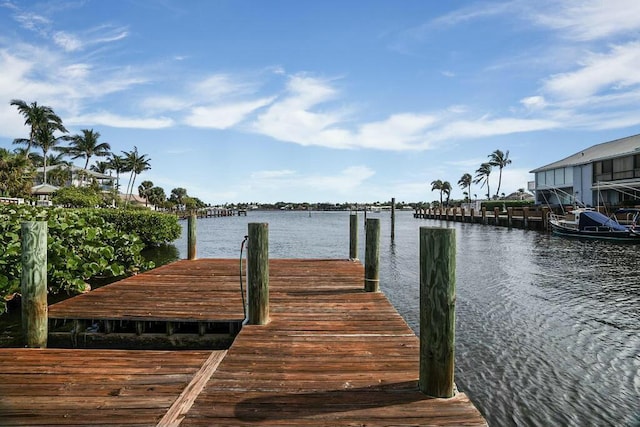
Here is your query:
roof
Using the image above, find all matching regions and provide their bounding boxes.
[35,165,113,179]
[530,134,640,173]
[31,183,60,194]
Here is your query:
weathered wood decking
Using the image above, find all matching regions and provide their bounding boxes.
[0,259,486,426]
[0,348,225,426]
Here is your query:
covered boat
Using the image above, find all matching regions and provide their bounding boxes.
[548,208,640,240]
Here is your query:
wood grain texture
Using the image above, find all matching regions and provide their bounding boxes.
[20,221,48,348]
[181,258,485,426]
[364,218,380,292]
[419,227,456,398]
[3,258,484,426]
[247,223,269,325]
[0,348,217,426]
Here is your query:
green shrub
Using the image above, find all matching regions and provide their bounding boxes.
[94,209,181,246]
[51,186,103,208]
[0,205,154,315]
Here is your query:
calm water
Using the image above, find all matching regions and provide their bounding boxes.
[173,210,639,427]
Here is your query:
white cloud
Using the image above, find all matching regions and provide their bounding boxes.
[520,96,546,110]
[67,112,174,129]
[544,42,640,99]
[53,31,82,51]
[190,74,254,99]
[251,74,347,146]
[184,97,274,129]
[429,117,559,142]
[13,11,49,32]
[533,0,640,41]
[355,113,438,150]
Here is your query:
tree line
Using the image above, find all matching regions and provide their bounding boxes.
[1,99,204,210]
[431,149,516,206]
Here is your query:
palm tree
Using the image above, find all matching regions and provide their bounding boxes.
[28,123,69,184]
[148,186,166,210]
[474,162,493,200]
[64,129,111,170]
[488,149,511,198]
[170,187,188,208]
[138,180,154,206]
[458,173,472,202]
[122,147,151,204]
[107,154,126,192]
[0,148,33,197]
[430,179,444,206]
[442,181,452,207]
[10,99,67,159]
[90,161,111,175]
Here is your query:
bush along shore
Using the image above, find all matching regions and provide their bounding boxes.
[0,205,181,315]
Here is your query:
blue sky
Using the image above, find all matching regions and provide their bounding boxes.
[2,0,640,204]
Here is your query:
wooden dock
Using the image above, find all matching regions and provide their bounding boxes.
[48,259,246,348]
[415,206,547,230]
[0,259,486,426]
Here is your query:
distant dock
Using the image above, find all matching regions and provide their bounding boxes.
[177,208,247,220]
[415,206,550,230]
[1,258,486,426]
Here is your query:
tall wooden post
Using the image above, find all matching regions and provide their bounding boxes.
[419,227,456,398]
[470,208,475,223]
[187,212,197,260]
[247,223,269,325]
[364,218,380,292]
[494,207,500,226]
[21,221,48,348]
[507,207,513,228]
[523,206,529,229]
[391,197,395,242]
[481,207,487,225]
[542,206,550,230]
[349,213,358,260]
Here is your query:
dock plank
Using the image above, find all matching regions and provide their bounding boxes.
[181,259,487,426]
[48,259,246,322]
[0,349,222,426]
[2,258,486,426]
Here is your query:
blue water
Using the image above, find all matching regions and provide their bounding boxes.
[174,210,640,427]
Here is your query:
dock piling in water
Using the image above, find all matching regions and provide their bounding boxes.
[188,212,197,260]
[247,223,269,325]
[21,221,48,348]
[419,226,456,398]
[391,197,396,242]
[349,213,358,259]
[364,218,380,292]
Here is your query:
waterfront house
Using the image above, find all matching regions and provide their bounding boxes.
[31,164,115,204]
[530,134,640,207]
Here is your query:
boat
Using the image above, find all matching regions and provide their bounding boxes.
[548,207,640,240]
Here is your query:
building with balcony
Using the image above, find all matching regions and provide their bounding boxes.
[530,134,640,207]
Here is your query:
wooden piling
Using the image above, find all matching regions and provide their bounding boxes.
[542,206,550,230]
[349,213,358,260]
[391,197,396,242]
[247,223,269,325]
[494,207,500,226]
[21,221,48,348]
[481,207,487,225]
[364,218,380,292]
[523,206,529,228]
[507,207,513,228]
[419,227,456,398]
[188,212,197,260]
